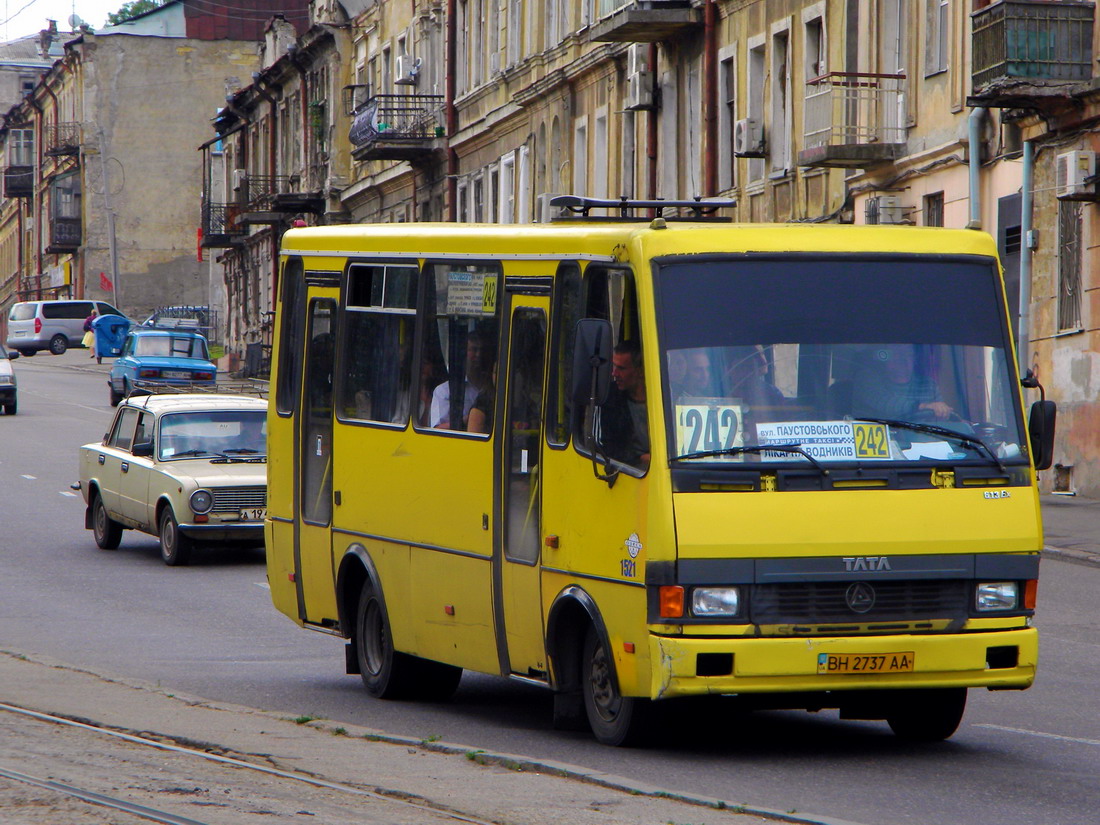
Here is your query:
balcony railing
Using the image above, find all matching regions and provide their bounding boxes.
[44,122,82,156]
[232,173,324,220]
[4,165,33,198]
[201,202,246,248]
[798,72,907,169]
[47,217,81,251]
[972,0,1094,92]
[589,0,700,43]
[349,94,444,161]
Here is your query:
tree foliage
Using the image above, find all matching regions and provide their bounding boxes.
[107,0,167,26]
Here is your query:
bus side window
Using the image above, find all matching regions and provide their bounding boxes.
[275,257,306,415]
[546,262,582,447]
[418,263,500,434]
[339,263,418,426]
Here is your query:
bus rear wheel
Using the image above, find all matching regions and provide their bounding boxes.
[582,625,649,746]
[886,688,967,742]
[355,581,418,699]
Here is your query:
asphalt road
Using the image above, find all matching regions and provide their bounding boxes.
[2,349,1098,825]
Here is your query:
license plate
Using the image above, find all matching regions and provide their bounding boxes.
[162,370,191,379]
[240,508,266,521]
[817,652,914,674]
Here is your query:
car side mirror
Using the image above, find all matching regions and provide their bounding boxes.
[132,441,154,458]
[571,319,613,450]
[1028,400,1056,471]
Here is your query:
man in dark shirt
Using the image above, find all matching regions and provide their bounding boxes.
[600,340,650,468]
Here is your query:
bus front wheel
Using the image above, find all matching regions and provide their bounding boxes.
[582,625,649,746]
[886,688,967,742]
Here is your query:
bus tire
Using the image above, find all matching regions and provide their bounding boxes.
[581,625,649,746]
[92,494,122,550]
[355,580,417,699]
[886,688,967,742]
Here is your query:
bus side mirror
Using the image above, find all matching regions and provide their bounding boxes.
[571,318,613,452]
[1028,400,1056,471]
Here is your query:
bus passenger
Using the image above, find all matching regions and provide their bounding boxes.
[601,340,650,468]
[851,343,953,421]
[430,330,496,430]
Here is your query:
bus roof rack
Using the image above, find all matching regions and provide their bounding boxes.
[549,195,737,222]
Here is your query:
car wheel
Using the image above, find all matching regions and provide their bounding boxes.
[582,625,649,746]
[49,335,67,355]
[158,508,193,566]
[3,401,14,415]
[108,380,122,407]
[92,494,122,550]
[355,580,418,699]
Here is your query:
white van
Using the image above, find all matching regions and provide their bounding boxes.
[6,299,126,355]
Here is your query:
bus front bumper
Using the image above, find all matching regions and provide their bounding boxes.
[649,627,1037,699]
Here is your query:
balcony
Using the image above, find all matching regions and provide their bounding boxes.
[236,173,324,219]
[4,165,33,198]
[588,0,701,43]
[44,122,82,156]
[47,217,80,252]
[201,202,246,248]
[798,72,907,169]
[349,94,444,162]
[971,0,1094,107]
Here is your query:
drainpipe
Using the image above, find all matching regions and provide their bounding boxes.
[967,106,986,229]
[446,0,457,221]
[1018,140,1034,376]
[703,0,717,196]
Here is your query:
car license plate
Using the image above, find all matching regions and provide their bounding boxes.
[817,652,914,674]
[240,508,266,521]
[162,370,191,379]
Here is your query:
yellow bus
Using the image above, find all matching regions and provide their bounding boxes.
[265,197,1055,746]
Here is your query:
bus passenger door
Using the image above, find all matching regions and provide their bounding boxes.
[297,297,338,622]
[495,299,549,678]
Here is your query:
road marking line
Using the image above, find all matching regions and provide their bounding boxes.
[976,724,1100,746]
[59,491,78,498]
[255,582,270,590]
[20,474,35,480]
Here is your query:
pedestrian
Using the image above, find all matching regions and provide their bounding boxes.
[82,308,98,358]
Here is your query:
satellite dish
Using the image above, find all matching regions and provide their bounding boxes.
[68,14,84,29]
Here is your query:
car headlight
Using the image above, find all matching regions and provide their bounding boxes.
[0,375,11,385]
[189,489,213,514]
[975,582,1018,611]
[691,586,741,617]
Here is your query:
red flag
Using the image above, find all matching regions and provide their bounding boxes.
[99,272,112,291]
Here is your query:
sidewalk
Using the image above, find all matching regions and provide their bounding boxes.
[1041,493,1100,566]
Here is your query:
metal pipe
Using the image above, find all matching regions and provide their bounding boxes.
[703,0,717,196]
[967,106,986,229]
[1018,139,1034,375]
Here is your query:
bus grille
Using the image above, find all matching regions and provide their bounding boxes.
[211,486,267,512]
[750,580,970,625]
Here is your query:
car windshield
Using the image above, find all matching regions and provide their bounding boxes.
[135,335,208,359]
[656,255,1027,469]
[158,410,266,460]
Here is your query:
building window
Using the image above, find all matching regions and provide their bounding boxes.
[925,0,949,77]
[748,39,766,182]
[1057,200,1082,330]
[923,192,944,226]
[573,116,588,195]
[719,52,736,191]
[770,27,791,175]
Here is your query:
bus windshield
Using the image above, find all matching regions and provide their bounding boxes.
[656,255,1026,467]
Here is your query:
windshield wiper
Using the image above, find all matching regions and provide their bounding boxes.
[852,417,1006,473]
[172,448,212,457]
[223,448,263,455]
[674,443,828,475]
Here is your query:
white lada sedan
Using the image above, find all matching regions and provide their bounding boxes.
[76,393,267,565]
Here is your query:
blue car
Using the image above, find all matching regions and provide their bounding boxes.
[108,329,217,406]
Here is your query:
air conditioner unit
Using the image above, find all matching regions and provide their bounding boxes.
[625,71,653,111]
[231,169,248,191]
[1056,151,1097,200]
[733,117,765,158]
[865,194,906,225]
[627,43,649,76]
[536,193,569,223]
[394,54,421,86]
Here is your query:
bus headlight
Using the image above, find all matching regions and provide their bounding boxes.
[189,489,213,515]
[691,587,740,617]
[976,582,1018,611]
